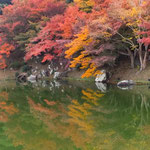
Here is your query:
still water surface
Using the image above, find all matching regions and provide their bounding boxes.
[0,80,150,150]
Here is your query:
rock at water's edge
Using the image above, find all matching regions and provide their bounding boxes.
[95,70,107,82]
[117,80,135,87]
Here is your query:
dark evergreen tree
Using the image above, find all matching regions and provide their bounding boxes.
[0,0,12,15]
[0,0,11,4]
[66,0,73,4]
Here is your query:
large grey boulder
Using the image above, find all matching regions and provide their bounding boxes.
[27,75,37,83]
[95,70,107,82]
[117,80,135,87]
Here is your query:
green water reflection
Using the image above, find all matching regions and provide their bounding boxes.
[0,80,150,150]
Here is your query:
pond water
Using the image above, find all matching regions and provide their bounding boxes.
[0,80,150,150]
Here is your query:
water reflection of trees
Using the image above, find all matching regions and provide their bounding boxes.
[1,83,150,149]
[25,88,105,149]
[67,89,104,136]
[106,88,150,127]
[0,91,18,122]
[26,88,124,150]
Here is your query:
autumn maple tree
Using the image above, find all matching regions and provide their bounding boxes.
[107,0,150,70]
[0,0,150,78]
[0,0,66,68]
[65,0,121,78]
[25,6,87,65]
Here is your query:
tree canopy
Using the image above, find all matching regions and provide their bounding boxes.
[0,0,150,77]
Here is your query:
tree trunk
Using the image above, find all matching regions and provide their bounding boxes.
[126,48,135,69]
[130,54,135,69]
[138,44,143,71]
[142,48,148,70]
[139,45,148,71]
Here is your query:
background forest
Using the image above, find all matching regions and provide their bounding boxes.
[0,0,150,78]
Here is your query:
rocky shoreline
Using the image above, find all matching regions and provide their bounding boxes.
[2,62,150,89]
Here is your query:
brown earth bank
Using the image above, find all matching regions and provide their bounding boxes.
[109,61,150,83]
[66,59,150,83]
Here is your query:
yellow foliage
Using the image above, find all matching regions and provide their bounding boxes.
[81,63,102,78]
[65,27,102,78]
[74,0,95,12]
[130,7,139,17]
[82,89,104,106]
[69,53,91,68]
[65,27,92,59]
[67,89,104,136]
[66,27,101,78]
[68,99,93,136]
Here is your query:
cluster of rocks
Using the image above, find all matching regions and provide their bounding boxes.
[16,64,68,83]
[95,70,135,91]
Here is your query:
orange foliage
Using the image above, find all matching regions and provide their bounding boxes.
[0,0,150,74]
[59,6,87,39]
[0,43,14,69]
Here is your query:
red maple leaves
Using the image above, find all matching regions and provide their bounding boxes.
[25,6,87,63]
